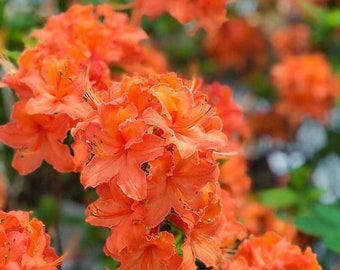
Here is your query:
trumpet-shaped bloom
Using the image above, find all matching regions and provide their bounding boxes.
[22,57,92,120]
[0,101,75,175]
[140,74,227,159]
[75,102,165,200]
[117,232,181,270]
[174,185,246,269]
[86,182,148,257]
[0,210,63,269]
[143,150,219,227]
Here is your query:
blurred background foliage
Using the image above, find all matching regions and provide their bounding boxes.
[1,0,340,269]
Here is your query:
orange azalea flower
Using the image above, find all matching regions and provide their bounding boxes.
[204,82,249,140]
[219,156,251,198]
[270,23,310,59]
[139,74,227,159]
[143,149,219,227]
[30,4,147,64]
[235,196,297,243]
[170,207,224,269]
[75,73,227,196]
[87,182,148,258]
[0,210,64,269]
[123,44,169,75]
[30,4,166,75]
[2,30,112,106]
[271,53,340,124]
[0,101,75,175]
[204,17,267,72]
[1,49,37,100]
[117,232,181,270]
[131,0,229,34]
[86,182,145,229]
[219,189,248,250]
[74,102,165,201]
[22,57,92,120]
[224,231,321,270]
[162,183,246,269]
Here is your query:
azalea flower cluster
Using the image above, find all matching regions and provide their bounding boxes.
[130,0,230,34]
[204,17,267,72]
[0,3,166,175]
[271,53,340,126]
[224,231,320,269]
[0,210,64,269]
[0,3,323,269]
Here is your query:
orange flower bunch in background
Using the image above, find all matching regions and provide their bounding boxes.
[204,17,268,72]
[30,4,167,75]
[224,231,320,269]
[271,53,340,125]
[270,23,311,59]
[131,0,229,34]
[0,210,64,269]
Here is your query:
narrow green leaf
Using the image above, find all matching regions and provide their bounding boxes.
[323,234,340,253]
[313,204,340,226]
[294,215,334,237]
[258,187,299,208]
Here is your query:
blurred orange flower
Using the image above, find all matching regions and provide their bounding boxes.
[225,231,321,270]
[270,23,310,59]
[204,82,249,141]
[132,0,229,34]
[204,18,267,72]
[271,53,340,124]
[219,156,251,198]
[235,196,297,243]
[246,107,292,140]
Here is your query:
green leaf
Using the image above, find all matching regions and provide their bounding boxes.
[294,215,334,237]
[33,195,59,227]
[323,234,340,253]
[313,204,340,226]
[323,10,340,28]
[258,187,299,208]
[6,12,39,30]
[304,188,324,202]
[295,203,340,252]
[288,166,310,190]
[217,159,227,167]
[2,49,20,63]
[300,1,325,22]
